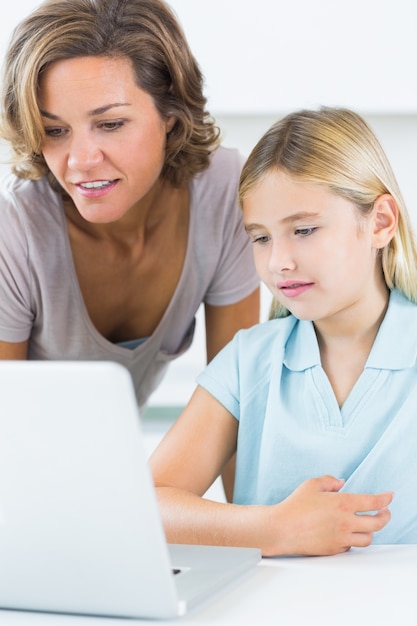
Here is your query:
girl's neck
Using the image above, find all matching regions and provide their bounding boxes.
[314,281,390,407]
[314,279,390,350]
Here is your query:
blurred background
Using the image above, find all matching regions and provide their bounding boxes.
[1,0,416,408]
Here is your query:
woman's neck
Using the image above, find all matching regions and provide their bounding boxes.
[63,179,187,245]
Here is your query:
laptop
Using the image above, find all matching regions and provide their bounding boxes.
[0,360,260,619]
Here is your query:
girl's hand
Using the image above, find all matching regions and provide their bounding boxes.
[263,475,393,556]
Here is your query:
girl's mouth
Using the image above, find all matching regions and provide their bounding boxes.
[278,282,314,298]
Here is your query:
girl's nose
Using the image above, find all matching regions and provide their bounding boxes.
[268,240,296,273]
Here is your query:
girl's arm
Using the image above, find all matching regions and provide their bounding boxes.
[150,386,393,557]
[204,287,260,501]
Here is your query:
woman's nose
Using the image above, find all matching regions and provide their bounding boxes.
[67,134,104,170]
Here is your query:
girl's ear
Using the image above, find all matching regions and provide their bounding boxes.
[372,194,398,249]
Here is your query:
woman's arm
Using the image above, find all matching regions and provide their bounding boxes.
[204,287,260,362]
[151,386,393,557]
[204,287,260,500]
[0,340,28,359]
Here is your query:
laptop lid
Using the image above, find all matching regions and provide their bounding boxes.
[0,361,260,619]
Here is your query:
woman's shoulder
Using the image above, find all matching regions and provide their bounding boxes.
[0,173,63,221]
[189,146,246,229]
[192,146,244,193]
[1,171,46,193]
[1,172,57,199]
[208,145,244,171]
[0,173,66,251]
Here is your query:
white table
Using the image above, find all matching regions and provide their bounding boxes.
[1,545,416,625]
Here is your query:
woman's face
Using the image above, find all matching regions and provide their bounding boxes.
[38,55,175,223]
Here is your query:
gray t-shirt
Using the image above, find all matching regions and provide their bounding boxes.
[0,146,259,406]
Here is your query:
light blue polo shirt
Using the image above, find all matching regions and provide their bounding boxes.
[197,289,417,543]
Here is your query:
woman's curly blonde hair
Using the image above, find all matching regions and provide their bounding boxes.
[0,0,220,191]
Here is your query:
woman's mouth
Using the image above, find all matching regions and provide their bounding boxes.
[79,180,115,189]
[76,179,119,197]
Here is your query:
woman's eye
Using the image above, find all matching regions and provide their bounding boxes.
[99,120,124,131]
[44,127,66,138]
[295,227,316,237]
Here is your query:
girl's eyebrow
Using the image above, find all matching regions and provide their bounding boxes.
[245,211,320,233]
[39,102,131,120]
[280,211,320,224]
[244,223,263,233]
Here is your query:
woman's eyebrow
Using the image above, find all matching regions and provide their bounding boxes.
[39,102,131,120]
[87,102,131,116]
[39,109,60,120]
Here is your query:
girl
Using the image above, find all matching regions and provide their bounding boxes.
[151,107,417,556]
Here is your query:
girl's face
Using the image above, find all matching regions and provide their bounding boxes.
[38,55,175,224]
[243,169,386,328]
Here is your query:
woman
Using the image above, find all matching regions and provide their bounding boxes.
[0,0,259,440]
[151,107,417,556]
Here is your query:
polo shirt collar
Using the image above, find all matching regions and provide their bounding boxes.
[283,318,321,371]
[283,289,417,372]
[367,289,417,369]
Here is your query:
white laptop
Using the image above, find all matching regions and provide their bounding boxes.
[0,360,260,619]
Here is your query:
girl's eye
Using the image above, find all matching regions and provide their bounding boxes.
[253,235,270,244]
[295,227,317,237]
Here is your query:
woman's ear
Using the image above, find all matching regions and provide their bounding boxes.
[165,116,176,134]
[372,194,398,249]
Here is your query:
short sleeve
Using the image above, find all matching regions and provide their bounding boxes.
[191,147,259,307]
[196,333,241,418]
[0,193,34,341]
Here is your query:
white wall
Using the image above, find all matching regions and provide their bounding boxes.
[168,0,417,115]
[0,1,416,407]
[2,1,416,114]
